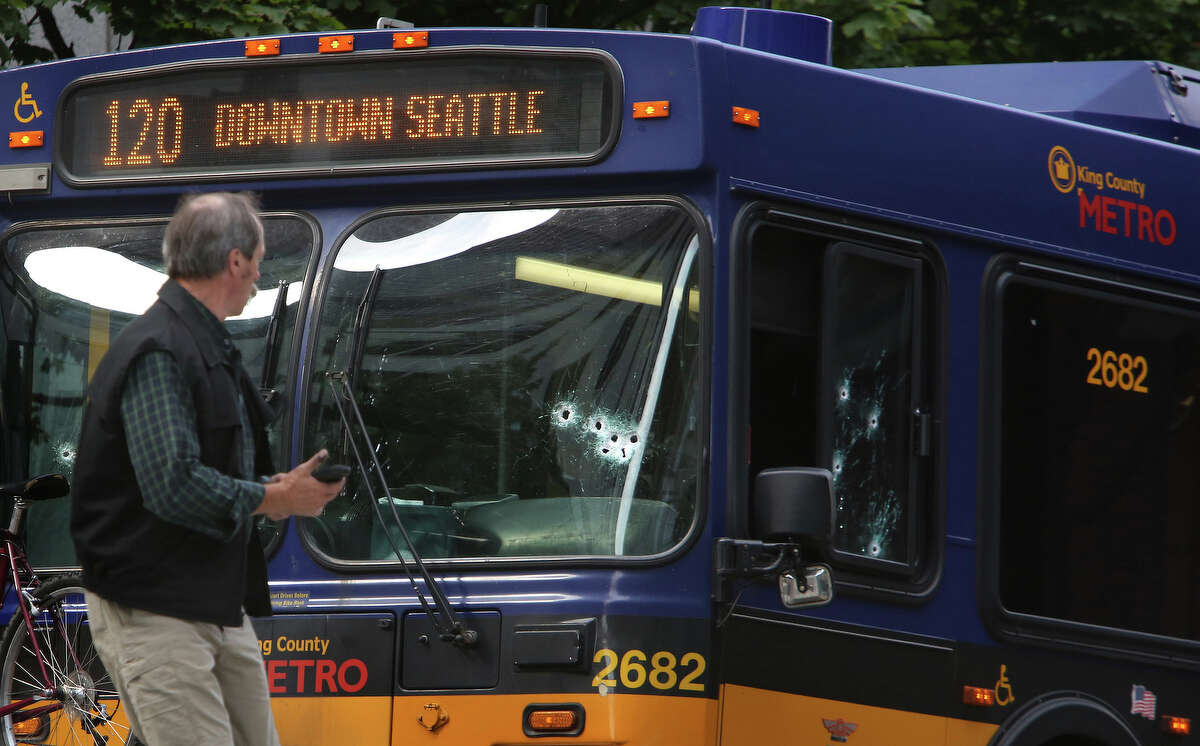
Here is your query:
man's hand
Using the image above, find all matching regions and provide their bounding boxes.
[262,474,287,520]
[254,449,345,519]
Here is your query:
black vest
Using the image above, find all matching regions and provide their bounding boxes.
[71,279,274,626]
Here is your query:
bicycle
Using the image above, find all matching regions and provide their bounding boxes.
[0,473,136,745]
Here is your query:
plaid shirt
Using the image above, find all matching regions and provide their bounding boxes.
[119,302,266,542]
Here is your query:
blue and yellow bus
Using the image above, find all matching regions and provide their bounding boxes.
[1,5,1198,744]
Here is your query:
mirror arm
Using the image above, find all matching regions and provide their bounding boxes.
[712,537,802,603]
[713,537,834,609]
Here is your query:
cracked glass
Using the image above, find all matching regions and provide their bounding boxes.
[824,247,918,563]
[304,203,702,562]
[0,218,312,567]
[748,228,925,572]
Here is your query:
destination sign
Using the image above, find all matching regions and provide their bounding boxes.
[57,51,618,184]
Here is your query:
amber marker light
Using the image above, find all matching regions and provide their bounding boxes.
[8,131,43,148]
[393,31,430,49]
[523,703,584,736]
[1163,716,1191,735]
[11,713,46,738]
[962,686,996,706]
[528,711,576,731]
[319,35,354,53]
[244,39,280,56]
[633,101,670,119]
[732,106,760,127]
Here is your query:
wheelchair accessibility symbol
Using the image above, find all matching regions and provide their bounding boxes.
[14,83,42,123]
[994,664,1015,706]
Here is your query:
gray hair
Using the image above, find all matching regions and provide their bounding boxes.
[163,192,263,279]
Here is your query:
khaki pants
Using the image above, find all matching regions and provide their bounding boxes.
[85,591,281,746]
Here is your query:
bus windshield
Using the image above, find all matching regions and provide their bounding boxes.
[303,202,702,562]
[0,217,313,567]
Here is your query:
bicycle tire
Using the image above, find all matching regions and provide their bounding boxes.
[0,575,140,746]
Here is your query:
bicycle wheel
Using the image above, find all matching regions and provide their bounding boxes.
[0,575,138,745]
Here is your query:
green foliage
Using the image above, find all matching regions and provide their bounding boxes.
[784,0,1200,68]
[0,0,54,65]
[0,0,342,65]
[98,0,342,47]
[4,0,1200,70]
[776,0,936,67]
[326,0,666,32]
[611,0,1200,69]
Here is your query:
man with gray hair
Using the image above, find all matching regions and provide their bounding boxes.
[72,192,343,746]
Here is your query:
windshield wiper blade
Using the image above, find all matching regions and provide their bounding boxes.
[259,279,288,404]
[347,267,384,393]
[324,370,478,648]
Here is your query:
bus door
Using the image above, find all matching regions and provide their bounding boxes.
[716,206,944,745]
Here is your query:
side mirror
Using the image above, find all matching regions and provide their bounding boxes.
[753,467,834,542]
[752,467,835,609]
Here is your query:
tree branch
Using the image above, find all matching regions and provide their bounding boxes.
[35,5,74,59]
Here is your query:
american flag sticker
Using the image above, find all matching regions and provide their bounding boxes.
[1131,685,1157,719]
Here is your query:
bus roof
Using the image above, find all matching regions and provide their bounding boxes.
[859,60,1200,149]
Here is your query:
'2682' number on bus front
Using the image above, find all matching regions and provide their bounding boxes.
[591,649,706,692]
[1085,348,1149,393]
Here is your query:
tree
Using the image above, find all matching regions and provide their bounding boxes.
[101,0,342,48]
[0,0,89,64]
[913,0,1200,69]
[0,0,344,65]
[780,0,1200,68]
[326,0,663,33]
[4,0,1200,69]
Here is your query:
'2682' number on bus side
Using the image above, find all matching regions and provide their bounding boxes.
[1085,348,1149,393]
[591,649,706,692]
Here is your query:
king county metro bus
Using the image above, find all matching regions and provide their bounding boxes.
[0,6,1198,745]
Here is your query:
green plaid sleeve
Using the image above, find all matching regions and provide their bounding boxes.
[120,350,266,542]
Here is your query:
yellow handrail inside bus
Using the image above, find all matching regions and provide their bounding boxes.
[514,255,700,312]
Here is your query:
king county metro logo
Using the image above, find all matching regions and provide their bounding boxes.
[1048,145,1075,193]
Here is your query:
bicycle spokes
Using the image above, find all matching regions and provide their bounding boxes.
[1,583,137,746]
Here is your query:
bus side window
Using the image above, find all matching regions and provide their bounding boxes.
[747,221,932,582]
[994,270,1200,643]
[821,244,923,566]
[747,225,823,484]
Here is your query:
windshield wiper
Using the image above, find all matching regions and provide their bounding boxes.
[259,279,288,406]
[324,370,478,648]
[347,266,384,393]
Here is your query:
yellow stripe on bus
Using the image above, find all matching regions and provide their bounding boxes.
[392,692,717,746]
[718,684,999,746]
[270,692,717,746]
[272,696,393,745]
